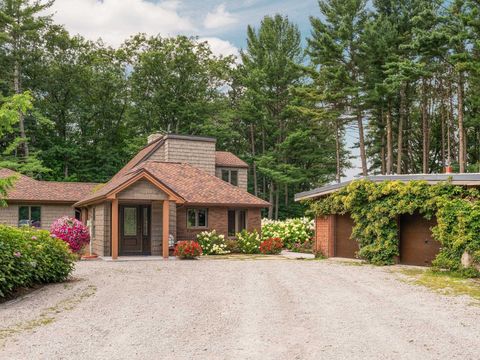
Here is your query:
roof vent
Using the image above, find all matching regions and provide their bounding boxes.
[147,133,163,144]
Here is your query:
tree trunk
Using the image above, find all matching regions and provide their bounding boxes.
[268,181,274,219]
[250,124,258,196]
[274,187,279,220]
[422,78,429,174]
[357,107,368,176]
[14,59,29,158]
[380,109,386,175]
[386,103,393,175]
[335,118,341,182]
[396,83,406,174]
[458,72,466,173]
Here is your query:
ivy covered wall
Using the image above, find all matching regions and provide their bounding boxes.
[308,180,480,273]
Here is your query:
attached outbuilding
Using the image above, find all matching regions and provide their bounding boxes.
[296,174,480,266]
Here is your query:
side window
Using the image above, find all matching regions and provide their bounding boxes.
[221,169,229,182]
[18,206,41,228]
[230,171,238,186]
[227,209,247,236]
[187,208,208,228]
[92,208,96,238]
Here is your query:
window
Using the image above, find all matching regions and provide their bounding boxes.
[187,208,208,228]
[220,169,238,186]
[228,209,247,236]
[18,206,41,228]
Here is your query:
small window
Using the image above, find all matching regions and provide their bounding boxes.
[228,209,247,236]
[230,171,238,186]
[220,169,239,186]
[18,206,41,228]
[91,208,96,238]
[187,208,208,228]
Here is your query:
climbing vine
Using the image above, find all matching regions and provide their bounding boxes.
[308,179,480,273]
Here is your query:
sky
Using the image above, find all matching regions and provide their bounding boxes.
[49,0,362,180]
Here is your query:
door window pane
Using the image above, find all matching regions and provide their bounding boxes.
[123,207,137,236]
[228,210,236,236]
[230,171,238,186]
[143,207,149,236]
[238,210,246,232]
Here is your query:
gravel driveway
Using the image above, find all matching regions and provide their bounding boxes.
[1,258,479,360]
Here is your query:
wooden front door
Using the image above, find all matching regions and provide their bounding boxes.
[400,213,440,266]
[119,205,151,256]
[335,214,358,258]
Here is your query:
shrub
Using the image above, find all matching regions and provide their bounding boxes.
[225,239,240,253]
[261,218,314,249]
[0,225,75,298]
[259,237,283,255]
[291,240,313,253]
[50,216,90,253]
[236,230,261,254]
[196,230,229,255]
[174,241,202,259]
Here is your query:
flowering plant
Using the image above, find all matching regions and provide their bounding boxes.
[236,230,261,254]
[174,241,202,259]
[196,230,229,255]
[261,218,314,249]
[50,216,90,253]
[259,237,283,255]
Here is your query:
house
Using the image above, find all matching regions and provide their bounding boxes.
[295,174,480,266]
[0,134,270,258]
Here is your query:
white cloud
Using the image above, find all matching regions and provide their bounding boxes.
[51,0,194,47]
[203,3,238,29]
[49,0,239,58]
[199,37,238,58]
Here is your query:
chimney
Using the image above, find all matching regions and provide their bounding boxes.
[147,133,163,144]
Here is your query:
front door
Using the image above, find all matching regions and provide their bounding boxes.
[119,205,151,256]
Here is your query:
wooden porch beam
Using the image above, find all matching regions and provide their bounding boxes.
[163,200,170,259]
[112,197,119,260]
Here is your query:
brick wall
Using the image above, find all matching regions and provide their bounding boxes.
[314,215,335,257]
[176,206,262,240]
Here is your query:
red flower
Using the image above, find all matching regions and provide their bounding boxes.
[174,241,202,259]
[259,237,283,255]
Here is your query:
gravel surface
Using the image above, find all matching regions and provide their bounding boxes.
[1,258,479,360]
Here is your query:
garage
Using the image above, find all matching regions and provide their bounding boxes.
[400,213,440,266]
[335,214,358,258]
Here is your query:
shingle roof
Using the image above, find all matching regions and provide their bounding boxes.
[75,161,270,207]
[0,168,99,203]
[215,151,249,168]
[294,173,480,201]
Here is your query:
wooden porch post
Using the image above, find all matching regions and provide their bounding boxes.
[112,198,119,260]
[163,200,170,259]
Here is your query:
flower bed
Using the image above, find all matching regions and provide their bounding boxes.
[259,237,283,254]
[236,230,261,254]
[50,216,90,253]
[174,241,202,259]
[0,225,75,298]
[261,218,314,250]
[197,230,229,255]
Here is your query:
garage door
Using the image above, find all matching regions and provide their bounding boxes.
[335,214,358,258]
[400,214,440,266]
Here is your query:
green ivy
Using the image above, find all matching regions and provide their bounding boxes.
[308,179,480,271]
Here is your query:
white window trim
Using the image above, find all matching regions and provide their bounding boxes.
[186,208,208,229]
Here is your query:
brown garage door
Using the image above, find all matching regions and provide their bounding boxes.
[400,213,440,266]
[335,214,358,258]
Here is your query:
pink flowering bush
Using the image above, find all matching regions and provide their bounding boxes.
[50,216,90,253]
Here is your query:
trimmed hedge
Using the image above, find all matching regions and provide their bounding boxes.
[0,225,75,298]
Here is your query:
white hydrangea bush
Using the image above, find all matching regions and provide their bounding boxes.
[261,218,314,249]
[196,230,229,255]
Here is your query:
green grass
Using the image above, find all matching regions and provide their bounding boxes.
[398,268,480,302]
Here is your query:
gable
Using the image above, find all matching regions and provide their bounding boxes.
[117,179,168,200]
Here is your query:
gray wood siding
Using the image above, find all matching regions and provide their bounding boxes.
[117,180,168,200]
[89,202,111,257]
[0,203,75,230]
[164,138,216,175]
